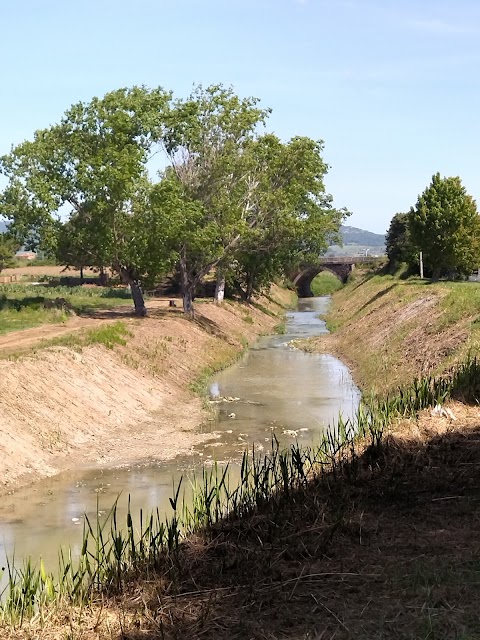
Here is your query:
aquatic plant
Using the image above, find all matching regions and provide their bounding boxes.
[1,356,479,624]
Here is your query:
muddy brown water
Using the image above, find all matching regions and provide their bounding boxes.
[0,297,360,578]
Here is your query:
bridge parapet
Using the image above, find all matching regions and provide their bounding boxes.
[318,255,384,265]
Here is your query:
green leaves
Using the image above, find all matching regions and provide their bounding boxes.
[0,232,20,273]
[408,173,480,278]
[0,82,347,313]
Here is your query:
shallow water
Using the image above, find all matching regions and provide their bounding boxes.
[0,297,360,575]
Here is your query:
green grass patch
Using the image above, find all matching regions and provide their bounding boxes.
[273,319,287,334]
[310,271,343,296]
[0,304,69,335]
[0,284,135,336]
[189,343,249,396]
[436,282,480,330]
[41,321,132,350]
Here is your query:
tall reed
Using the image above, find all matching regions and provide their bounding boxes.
[2,356,478,625]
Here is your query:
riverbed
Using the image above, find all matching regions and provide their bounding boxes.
[0,297,360,574]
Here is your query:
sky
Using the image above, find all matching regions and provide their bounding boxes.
[1,0,479,234]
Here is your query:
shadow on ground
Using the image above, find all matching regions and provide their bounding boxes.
[117,408,480,640]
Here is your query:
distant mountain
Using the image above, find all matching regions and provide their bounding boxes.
[326,225,386,257]
[340,225,385,247]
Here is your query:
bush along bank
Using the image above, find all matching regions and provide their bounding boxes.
[2,357,480,639]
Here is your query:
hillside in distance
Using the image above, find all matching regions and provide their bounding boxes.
[340,225,385,247]
[327,225,386,256]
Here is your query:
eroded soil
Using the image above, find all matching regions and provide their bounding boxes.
[0,294,288,494]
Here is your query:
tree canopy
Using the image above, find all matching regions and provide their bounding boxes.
[408,173,480,279]
[0,84,348,315]
[385,212,415,269]
[0,233,19,273]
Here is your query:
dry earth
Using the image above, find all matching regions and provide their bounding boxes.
[0,292,290,494]
[1,266,100,278]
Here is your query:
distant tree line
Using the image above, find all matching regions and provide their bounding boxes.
[386,173,480,280]
[0,85,348,316]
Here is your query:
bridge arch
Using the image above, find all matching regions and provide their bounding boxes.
[290,256,383,297]
[293,264,353,297]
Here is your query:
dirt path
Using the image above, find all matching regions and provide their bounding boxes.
[0,315,107,351]
[0,299,177,353]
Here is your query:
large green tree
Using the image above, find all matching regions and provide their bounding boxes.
[0,86,171,314]
[1,83,347,317]
[228,134,346,300]
[158,84,270,315]
[386,212,415,269]
[156,85,347,313]
[408,173,480,279]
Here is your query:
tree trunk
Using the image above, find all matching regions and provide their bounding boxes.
[232,279,248,301]
[432,266,441,282]
[179,248,195,318]
[118,266,147,316]
[80,266,84,283]
[245,270,256,302]
[99,266,108,287]
[214,266,226,304]
[130,280,147,316]
[246,279,255,303]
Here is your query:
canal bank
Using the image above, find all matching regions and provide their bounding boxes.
[0,290,291,496]
[3,285,480,639]
[0,295,359,585]
[296,272,480,395]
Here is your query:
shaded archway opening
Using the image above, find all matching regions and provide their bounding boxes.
[293,264,353,297]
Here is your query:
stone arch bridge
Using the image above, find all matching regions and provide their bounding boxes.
[290,256,384,297]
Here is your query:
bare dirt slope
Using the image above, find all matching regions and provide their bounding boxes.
[0,293,288,493]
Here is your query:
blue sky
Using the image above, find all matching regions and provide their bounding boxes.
[1,0,479,234]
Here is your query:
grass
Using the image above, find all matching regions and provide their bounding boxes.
[436,281,480,330]
[188,343,245,395]
[0,283,134,336]
[310,270,343,296]
[273,319,287,334]
[39,321,132,351]
[321,271,480,395]
[2,357,480,635]
[0,304,69,335]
